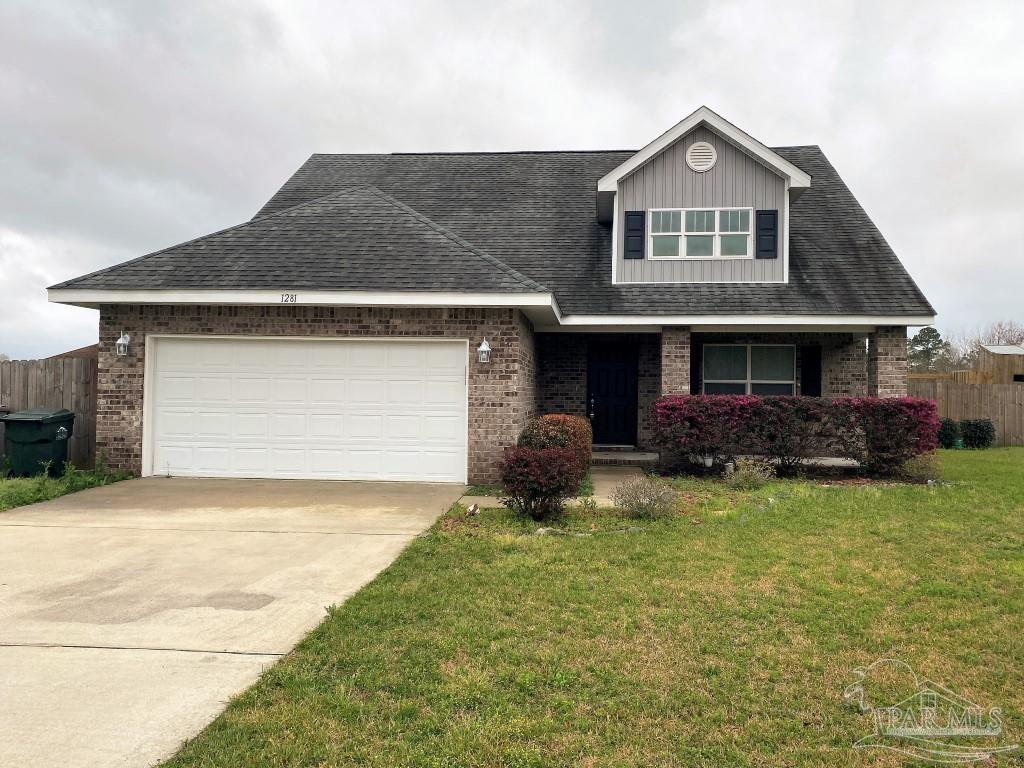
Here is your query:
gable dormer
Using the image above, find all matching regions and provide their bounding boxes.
[598,107,811,285]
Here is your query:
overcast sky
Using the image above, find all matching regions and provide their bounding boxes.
[2,0,1021,359]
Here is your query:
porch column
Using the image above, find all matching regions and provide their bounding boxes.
[660,326,691,394]
[867,326,908,397]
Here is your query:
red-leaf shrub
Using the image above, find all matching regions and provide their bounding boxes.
[652,394,939,476]
[841,397,940,474]
[518,414,592,484]
[653,395,760,463]
[500,446,582,520]
[753,396,834,474]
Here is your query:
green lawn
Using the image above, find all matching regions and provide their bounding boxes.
[166,449,1024,767]
[0,465,127,512]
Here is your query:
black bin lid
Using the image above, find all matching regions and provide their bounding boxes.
[1,408,75,423]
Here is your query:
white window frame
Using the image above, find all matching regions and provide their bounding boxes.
[648,207,754,261]
[701,343,796,395]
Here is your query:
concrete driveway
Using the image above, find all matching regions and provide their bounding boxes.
[0,477,462,768]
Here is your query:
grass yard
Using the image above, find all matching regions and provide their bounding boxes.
[0,465,127,512]
[166,449,1024,767]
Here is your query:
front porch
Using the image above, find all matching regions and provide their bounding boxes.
[534,326,908,451]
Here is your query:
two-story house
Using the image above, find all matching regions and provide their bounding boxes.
[48,107,935,484]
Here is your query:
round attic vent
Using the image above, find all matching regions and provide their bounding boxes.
[685,141,717,172]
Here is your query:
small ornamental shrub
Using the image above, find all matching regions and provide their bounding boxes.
[653,395,759,463]
[896,452,943,484]
[959,419,996,449]
[937,418,959,450]
[723,457,777,490]
[518,414,592,488]
[611,475,679,520]
[500,446,582,520]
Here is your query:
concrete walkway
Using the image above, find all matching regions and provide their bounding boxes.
[0,477,462,768]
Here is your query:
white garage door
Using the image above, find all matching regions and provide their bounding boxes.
[147,337,468,482]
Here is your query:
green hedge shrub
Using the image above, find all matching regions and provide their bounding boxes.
[937,418,959,449]
[959,419,995,449]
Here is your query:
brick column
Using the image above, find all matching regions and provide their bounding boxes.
[660,326,691,394]
[867,326,908,397]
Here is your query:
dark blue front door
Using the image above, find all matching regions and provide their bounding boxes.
[587,343,638,445]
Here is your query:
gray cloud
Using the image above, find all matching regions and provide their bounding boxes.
[1,0,1021,358]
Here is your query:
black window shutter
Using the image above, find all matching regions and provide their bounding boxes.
[755,209,778,259]
[624,211,645,260]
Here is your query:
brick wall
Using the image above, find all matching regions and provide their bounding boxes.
[868,325,908,397]
[97,304,535,484]
[637,334,661,447]
[661,327,691,394]
[536,335,587,418]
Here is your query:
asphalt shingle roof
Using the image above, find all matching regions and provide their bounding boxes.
[54,146,935,318]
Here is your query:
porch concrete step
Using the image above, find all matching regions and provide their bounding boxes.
[592,450,660,467]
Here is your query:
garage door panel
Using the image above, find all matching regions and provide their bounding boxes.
[156,409,194,437]
[387,379,423,403]
[311,415,344,439]
[425,379,465,406]
[196,412,231,437]
[270,448,306,473]
[425,344,465,369]
[194,447,230,472]
[347,414,383,439]
[235,377,271,402]
[424,415,462,441]
[272,378,308,402]
[349,345,387,369]
[159,376,196,401]
[234,413,269,438]
[309,379,346,403]
[349,379,385,403]
[197,377,232,401]
[154,445,193,472]
[150,338,467,482]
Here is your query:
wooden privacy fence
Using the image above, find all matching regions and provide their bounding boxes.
[909,380,1024,447]
[0,358,98,468]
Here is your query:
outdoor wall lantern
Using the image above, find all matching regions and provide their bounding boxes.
[477,338,492,363]
[115,332,131,357]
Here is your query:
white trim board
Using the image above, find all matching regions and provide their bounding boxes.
[596,106,812,193]
[47,288,932,329]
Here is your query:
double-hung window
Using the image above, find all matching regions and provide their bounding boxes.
[649,208,752,259]
[703,344,796,395]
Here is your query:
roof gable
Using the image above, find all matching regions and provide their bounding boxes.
[596,106,812,193]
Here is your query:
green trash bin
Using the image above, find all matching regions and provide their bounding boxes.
[1,408,76,477]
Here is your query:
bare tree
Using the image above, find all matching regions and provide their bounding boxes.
[941,319,1024,370]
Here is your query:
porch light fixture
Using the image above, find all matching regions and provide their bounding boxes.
[115,332,131,357]
[477,339,491,363]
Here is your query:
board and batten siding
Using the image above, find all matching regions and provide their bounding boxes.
[616,125,787,283]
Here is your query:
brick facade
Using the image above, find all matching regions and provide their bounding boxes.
[95,308,908,486]
[661,326,691,394]
[868,325,909,397]
[97,304,536,484]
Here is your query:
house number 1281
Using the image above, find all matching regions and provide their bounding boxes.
[280,293,297,303]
